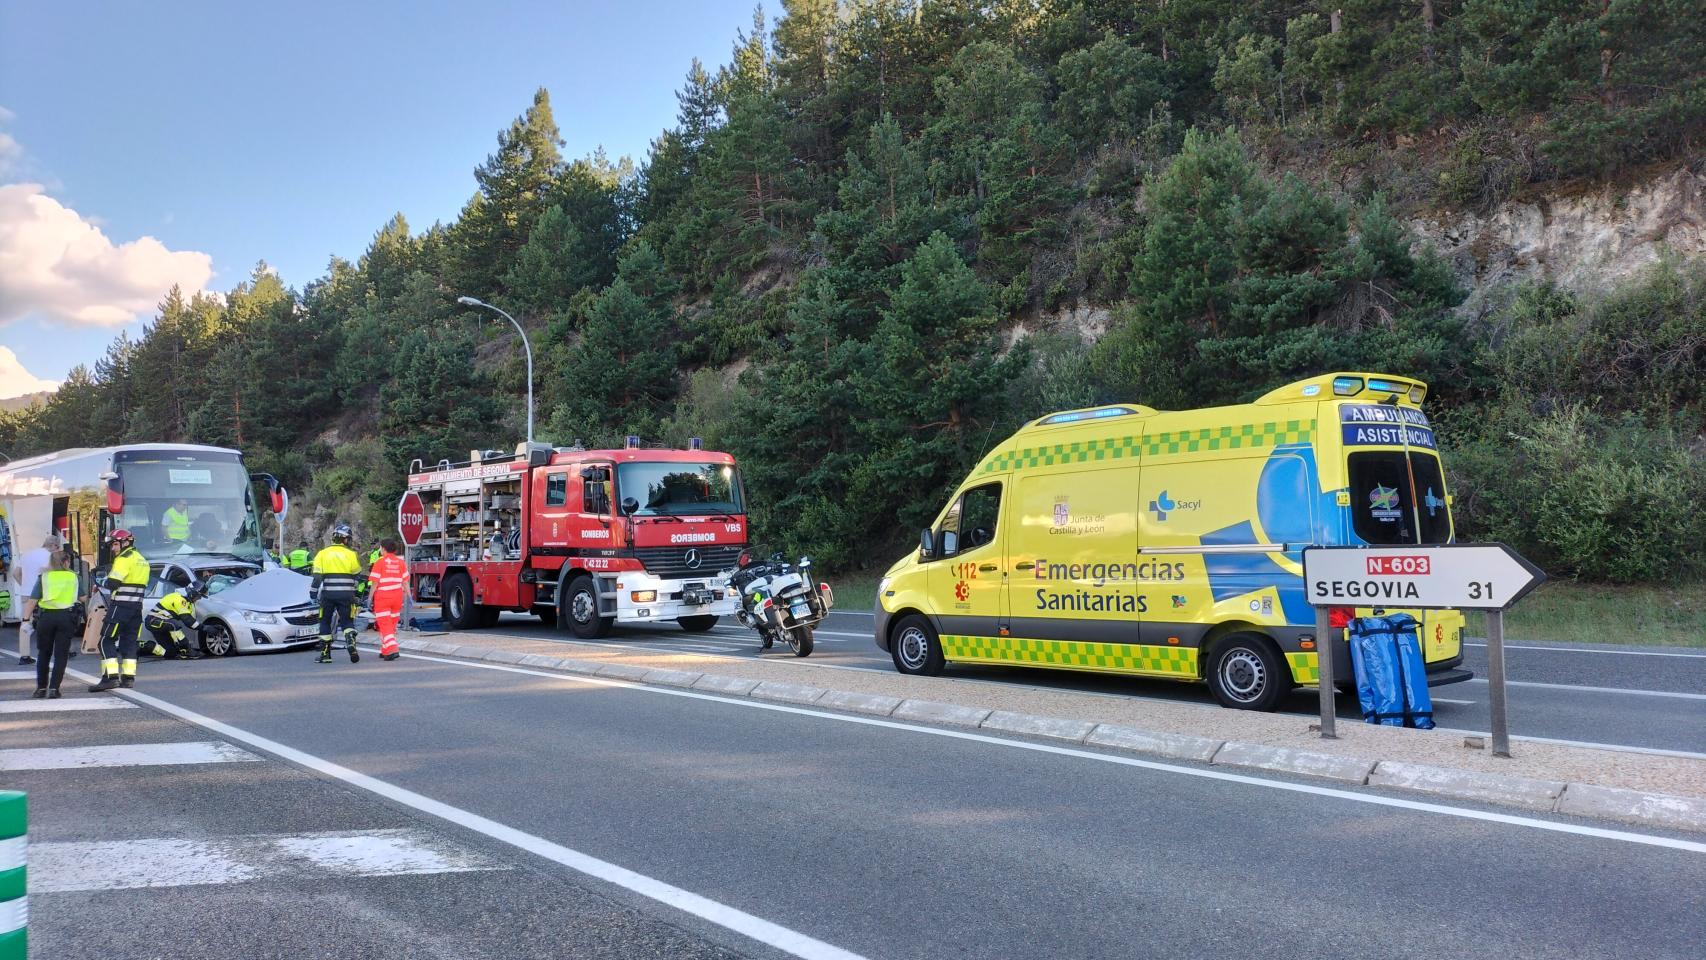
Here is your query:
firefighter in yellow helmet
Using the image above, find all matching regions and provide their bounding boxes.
[142,579,207,660]
[90,528,150,692]
[311,523,363,664]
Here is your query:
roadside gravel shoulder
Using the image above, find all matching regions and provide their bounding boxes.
[387,629,1706,832]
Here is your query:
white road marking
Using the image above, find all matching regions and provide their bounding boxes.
[1465,641,1706,660]
[386,653,1706,855]
[1431,727,1706,761]
[0,698,137,714]
[1430,698,1475,706]
[0,671,40,681]
[0,741,261,771]
[85,672,873,960]
[29,828,504,893]
[1466,678,1706,701]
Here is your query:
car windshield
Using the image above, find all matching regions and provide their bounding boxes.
[115,452,266,563]
[616,462,744,517]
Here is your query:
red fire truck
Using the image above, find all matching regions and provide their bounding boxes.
[403,438,747,637]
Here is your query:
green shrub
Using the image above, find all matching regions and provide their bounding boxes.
[1449,406,1706,583]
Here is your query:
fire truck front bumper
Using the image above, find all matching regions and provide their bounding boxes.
[611,573,740,624]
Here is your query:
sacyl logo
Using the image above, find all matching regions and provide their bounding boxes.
[1148,490,1201,522]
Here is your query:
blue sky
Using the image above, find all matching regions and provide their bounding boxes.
[0,0,757,397]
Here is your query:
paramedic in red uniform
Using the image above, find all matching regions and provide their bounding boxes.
[368,538,407,661]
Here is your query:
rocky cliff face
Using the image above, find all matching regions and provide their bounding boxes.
[1410,166,1706,314]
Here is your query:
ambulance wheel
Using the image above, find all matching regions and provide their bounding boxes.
[677,615,719,632]
[891,615,944,676]
[565,576,613,639]
[442,574,480,630]
[1206,633,1291,711]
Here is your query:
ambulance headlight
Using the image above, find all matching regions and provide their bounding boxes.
[878,577,892,596]
[1332,376,1364,396]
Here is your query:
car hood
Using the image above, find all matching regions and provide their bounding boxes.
[205,568,313,613]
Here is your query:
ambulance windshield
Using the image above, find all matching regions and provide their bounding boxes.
[1347,451,1451,545]
[617,462,745,517]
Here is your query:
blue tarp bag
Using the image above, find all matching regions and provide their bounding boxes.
[1347,614,1435,730]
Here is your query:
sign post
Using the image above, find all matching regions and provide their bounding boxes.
[397,491,427,633]
[1302,544,1544,756]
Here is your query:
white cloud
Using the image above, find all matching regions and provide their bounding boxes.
[0,106,15,123]
[0,133,19,175]
[0,346,60,399]
[0,183,214,326]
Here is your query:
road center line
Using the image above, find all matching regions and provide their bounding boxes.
[386,653,1706,854]
[1464,642,1706,660]
[74,667,872,960]
[1465,678,1706,701]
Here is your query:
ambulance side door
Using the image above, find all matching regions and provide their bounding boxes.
[928,479,1008,641]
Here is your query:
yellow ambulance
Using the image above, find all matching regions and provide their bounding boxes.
[874,372,1470,710]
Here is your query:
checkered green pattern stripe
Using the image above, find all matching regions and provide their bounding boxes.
[941,635,1198,677]
[1286,652,1320,684]
[979,436,1141,473]
[980,420,1315,473]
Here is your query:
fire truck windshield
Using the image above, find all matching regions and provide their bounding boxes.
[616,462,744,517]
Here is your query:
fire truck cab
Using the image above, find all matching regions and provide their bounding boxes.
[404,439,747,637]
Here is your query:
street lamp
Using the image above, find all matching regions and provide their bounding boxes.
[456,295,535,444]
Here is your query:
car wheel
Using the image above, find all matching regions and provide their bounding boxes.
[890,614,944,676]
[565,575,613,639]
[442,573,479,630]
[201,620,237,658]
[676,615,718,632]
[1205,633,1292,711]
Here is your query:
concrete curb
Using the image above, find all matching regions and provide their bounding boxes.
[1211,742,1377,783]
[385,637,1706,834]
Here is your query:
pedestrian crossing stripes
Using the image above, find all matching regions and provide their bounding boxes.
[29,829,504,893]
[0,672,39,681]
[0,699,137,714]
[0,741,260,772]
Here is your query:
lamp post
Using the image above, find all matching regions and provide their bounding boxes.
[456,295,534,444]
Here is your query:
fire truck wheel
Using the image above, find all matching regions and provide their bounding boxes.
[676,615,719,632]
[565,575,613,639]
[442,573,480,630]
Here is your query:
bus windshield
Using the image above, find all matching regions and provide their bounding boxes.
[616,462,744,517]
[1347,451,1452,545]
[114,450,265,562]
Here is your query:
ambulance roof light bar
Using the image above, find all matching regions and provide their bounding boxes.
[1038,406,1141,426]
[1332,376,1364,396]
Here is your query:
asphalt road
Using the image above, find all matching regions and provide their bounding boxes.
[461,609,1706,757]
[8,643,1702,960]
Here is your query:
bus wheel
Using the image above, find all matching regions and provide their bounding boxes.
[1206,633,1291,711]
[891,615,944,676]
[565,576,613,639]
[442,574,479,630]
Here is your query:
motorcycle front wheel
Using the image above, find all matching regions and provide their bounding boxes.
[786,624,814,657]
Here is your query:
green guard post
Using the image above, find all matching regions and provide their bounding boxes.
[0,792,24,960]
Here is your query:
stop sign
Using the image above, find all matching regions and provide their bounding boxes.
[397,491,427,547]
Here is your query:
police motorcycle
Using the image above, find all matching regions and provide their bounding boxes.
[725,551,834,657]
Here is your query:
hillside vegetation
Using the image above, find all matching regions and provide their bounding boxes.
[4,0,1704,582]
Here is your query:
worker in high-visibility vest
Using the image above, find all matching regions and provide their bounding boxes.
[90,529,150,692]
[25,552,83,697]
[162,499,192,543]
[142,580,207,660]
[287,541,311,571]
[367,538,407,661]
[311,523,363,664]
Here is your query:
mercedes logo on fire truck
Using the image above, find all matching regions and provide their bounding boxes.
[684,548,702,569]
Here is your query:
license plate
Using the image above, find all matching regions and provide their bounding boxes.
[293,627,318,639]
[791,602,811,616]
